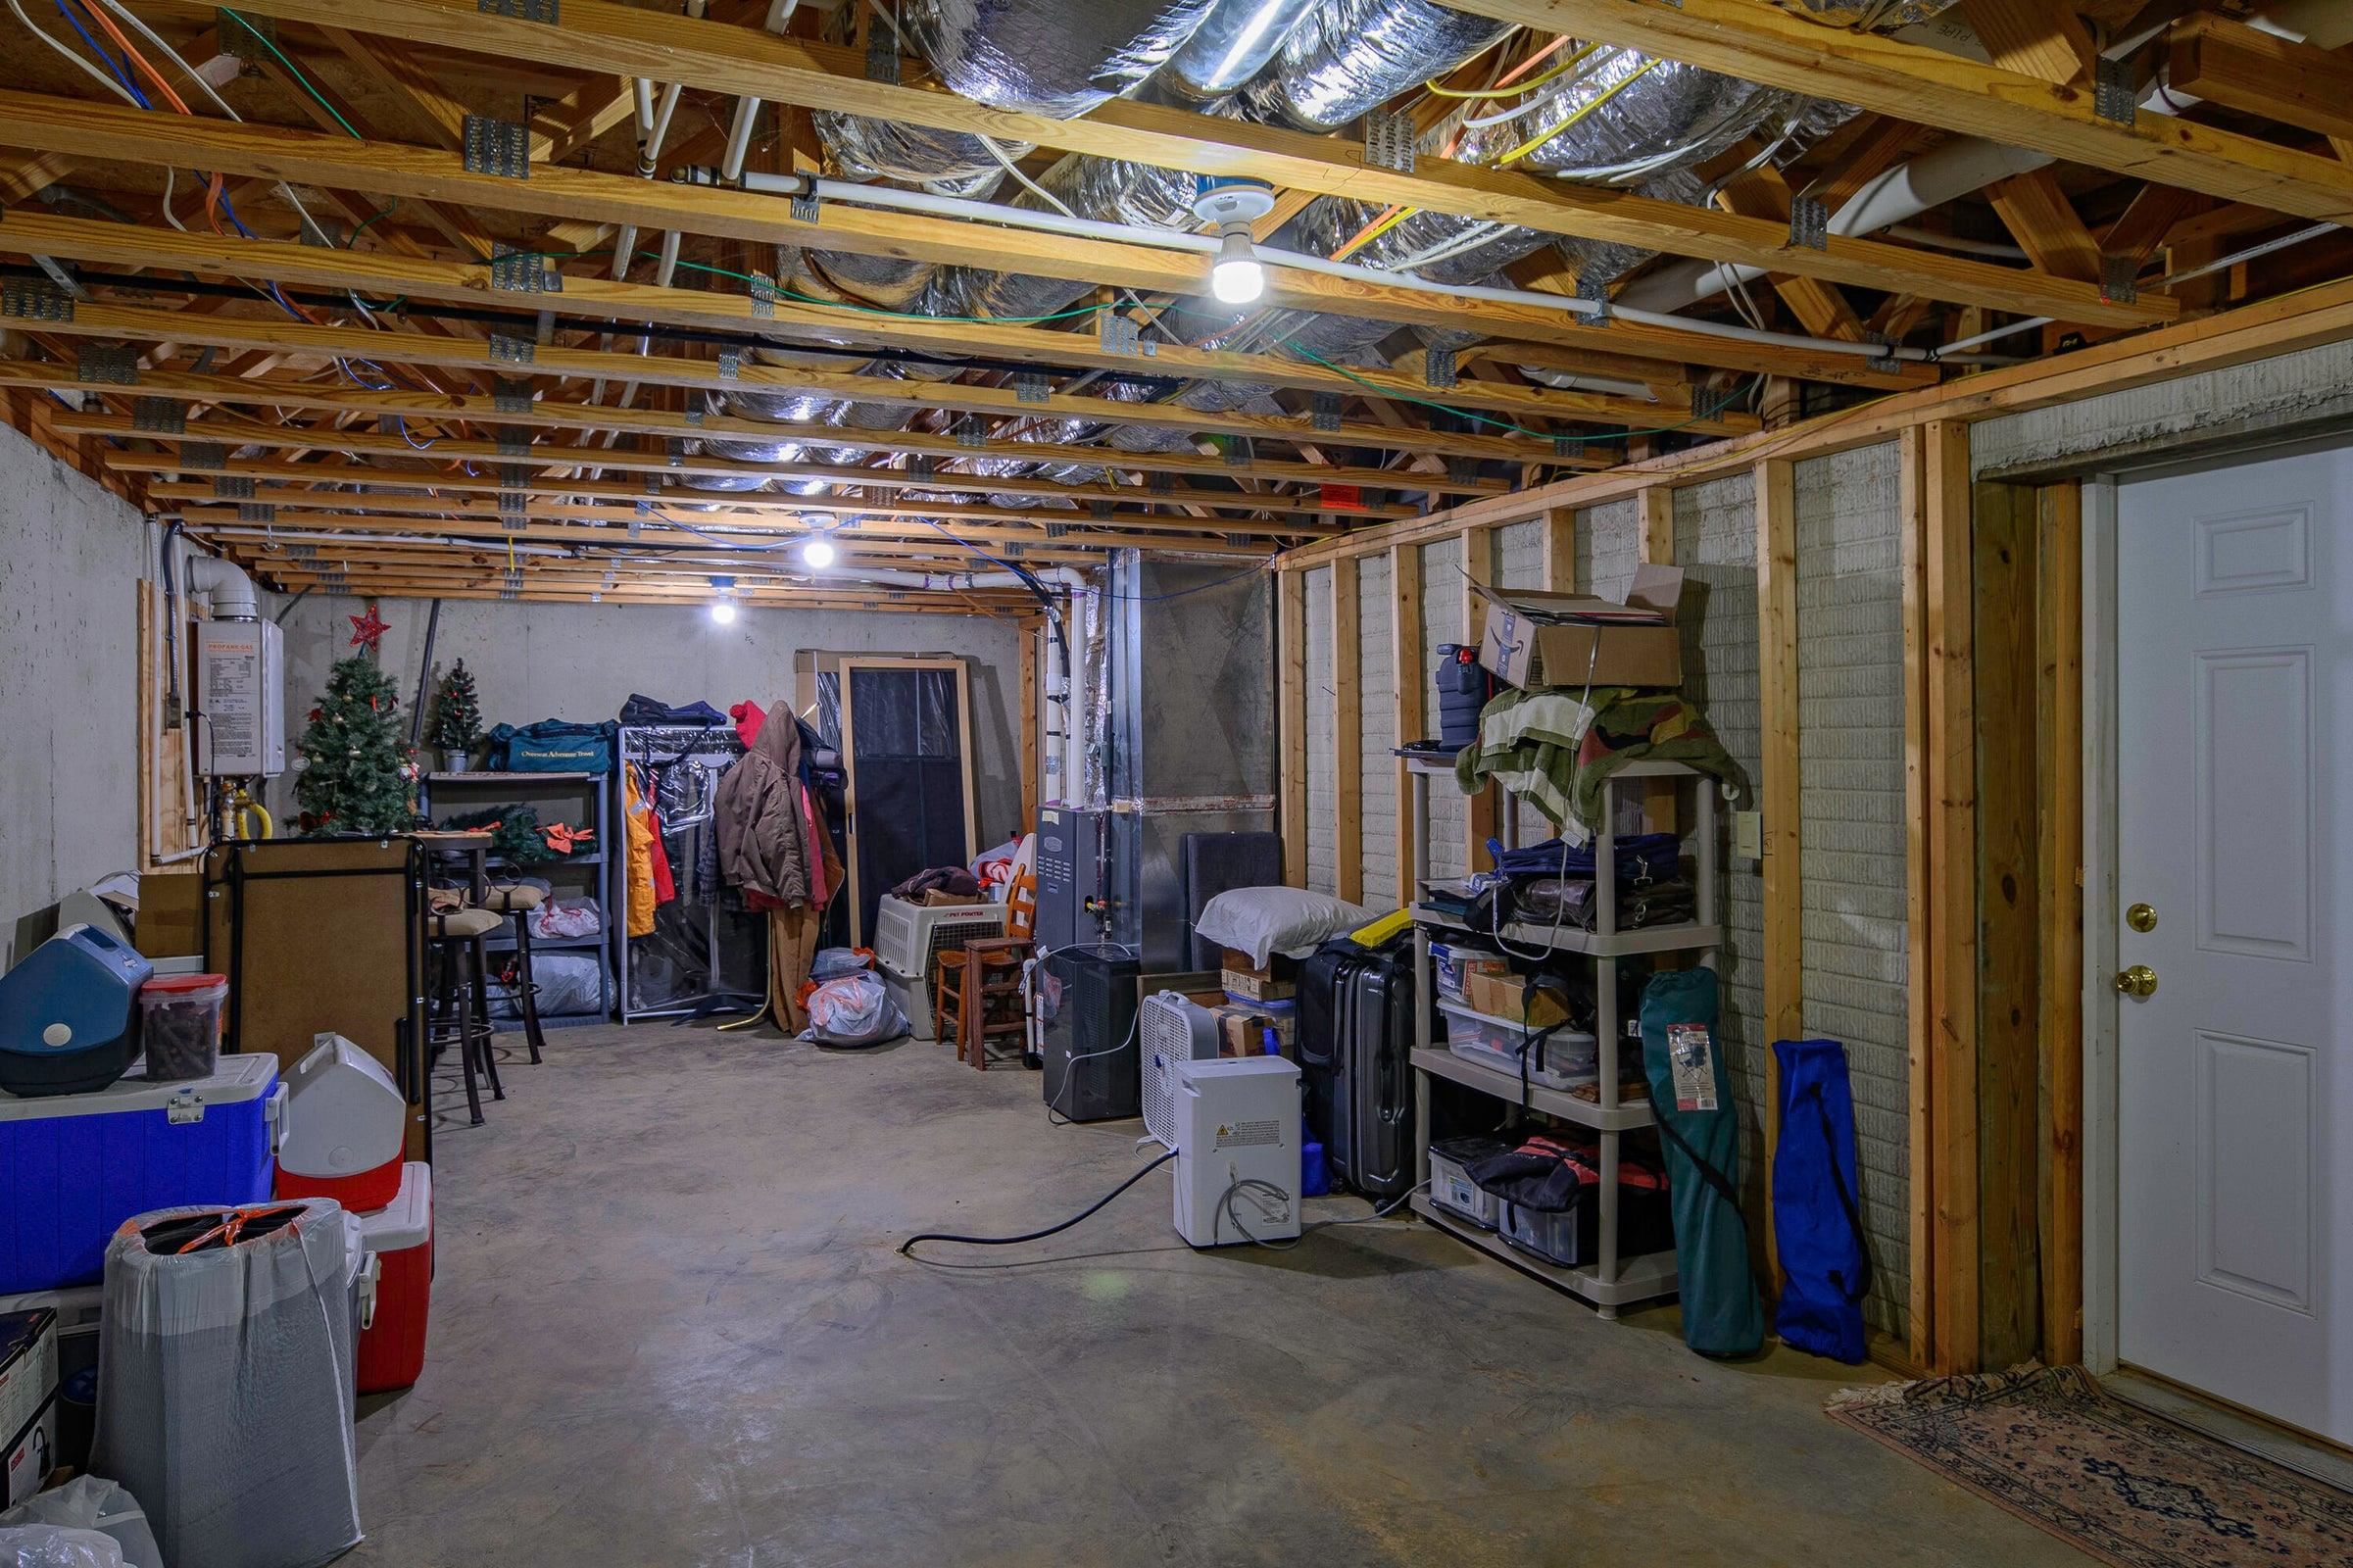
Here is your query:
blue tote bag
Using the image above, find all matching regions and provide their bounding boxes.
[1770,1037,1872,1363]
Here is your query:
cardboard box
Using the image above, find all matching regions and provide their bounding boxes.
[0,1307,58,1508]
[1221,965,1295,1003]
[1214,1002,1297,1060]
[1474,564,1685,691]
[1463,969,1571,1028]
[915,889,984,907]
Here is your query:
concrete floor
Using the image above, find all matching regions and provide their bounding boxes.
[351,1022,2092,1567]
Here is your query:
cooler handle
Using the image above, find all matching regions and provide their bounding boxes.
[358,1252,381,1331]
[265,1080,291,1157]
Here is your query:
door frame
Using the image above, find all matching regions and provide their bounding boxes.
[836,656,980,948]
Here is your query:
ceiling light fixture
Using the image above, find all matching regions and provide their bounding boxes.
[709,575,738,623]
[709,601,738,625]
[1191,177,1276,307]
[802,537,837,569]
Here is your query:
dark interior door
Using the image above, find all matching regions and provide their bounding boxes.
[843,661,975,946]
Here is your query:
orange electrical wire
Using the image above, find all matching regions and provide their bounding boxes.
[71,0,192,113]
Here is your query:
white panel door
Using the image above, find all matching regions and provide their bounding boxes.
[2117,447,2351,1444]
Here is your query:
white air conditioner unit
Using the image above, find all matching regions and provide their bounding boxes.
[1139,990,1220,1152]
[1173,1055,1301,1249]
[872,895,1007,985]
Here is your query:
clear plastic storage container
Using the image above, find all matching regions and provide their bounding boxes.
[1442,1005,1598,1089]
[134,975,226,1083]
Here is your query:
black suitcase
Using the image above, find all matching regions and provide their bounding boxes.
[1299,938,1416,1199]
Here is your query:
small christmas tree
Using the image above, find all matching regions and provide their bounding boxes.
[296,655,418,835]
[430,660,483,760]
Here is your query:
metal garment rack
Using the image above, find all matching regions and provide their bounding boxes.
[1405,760,1721,1318]
[614,724,765,1022]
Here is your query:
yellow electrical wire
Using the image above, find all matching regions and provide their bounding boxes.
[1422,41,1599,100]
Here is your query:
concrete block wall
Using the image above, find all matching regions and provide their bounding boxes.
[1356,554,1397,910]
[1793,442,1911,1340]
[1303,565,1337,897]
[1674,472,1769,1205]
[1578,497,1642,602]
[0,421,149,944]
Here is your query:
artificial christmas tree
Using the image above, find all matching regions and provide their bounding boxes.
[296,655,419,836]
[430,661,484,770]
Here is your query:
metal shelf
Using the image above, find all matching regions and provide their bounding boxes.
[428,770,595,783]
[1412,1046,1653,1133]
[483,931,607,953]
[1409,1195,1679,1312]
[1413,905,1722,957]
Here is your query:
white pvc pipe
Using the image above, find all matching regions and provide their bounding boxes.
[184,552,259,619]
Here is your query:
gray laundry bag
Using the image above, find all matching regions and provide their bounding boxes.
[90,1200,363,1568]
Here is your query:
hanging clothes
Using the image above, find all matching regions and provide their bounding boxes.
[730,699,767,751]
[716,700,842,1023]
[623,766,659,938]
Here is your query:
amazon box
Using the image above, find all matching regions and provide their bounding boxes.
[1475,564,1685,691]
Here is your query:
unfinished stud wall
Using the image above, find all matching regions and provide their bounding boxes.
[272,594,1029,845]
[1578,497,1642,602]
[1494,518,1551,846]
[0,421,147,943]
[1356,554,1397,910]
[1674,472,1769,1193]
[1303,566,1337,897]
[1793,441,1912,1339]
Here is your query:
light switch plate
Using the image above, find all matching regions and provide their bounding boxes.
[1733,809,1763,862]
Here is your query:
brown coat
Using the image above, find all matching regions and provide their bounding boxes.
[714,708,823,907]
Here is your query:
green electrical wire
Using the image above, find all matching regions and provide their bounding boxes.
[218,10,362,140]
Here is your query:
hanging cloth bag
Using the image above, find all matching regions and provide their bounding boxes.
[1640,967,1764,1357]
[1770,1037,1873,1363]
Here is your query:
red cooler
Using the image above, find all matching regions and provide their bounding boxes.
[356,1161,431,1394]
[275,1033,406,1211]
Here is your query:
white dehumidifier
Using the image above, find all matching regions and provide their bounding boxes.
[1171,1055,1301,1249]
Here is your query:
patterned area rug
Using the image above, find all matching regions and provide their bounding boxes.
[1828,1367,2353,1568]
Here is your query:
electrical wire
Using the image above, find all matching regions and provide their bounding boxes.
[11,0,140,104]
[978,134,1076,220]
[899,1151,1176,1256]
[216,8,361,137]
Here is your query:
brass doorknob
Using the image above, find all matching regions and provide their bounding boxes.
[2115,964,2158,998]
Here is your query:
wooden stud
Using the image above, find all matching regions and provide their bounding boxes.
[1974,478,2041,1371]
[1279,571,1309,888]
[2167,14,2353,149]
[2035,481,2085,1368]
[1639,486,1676,566]
[1330,557,1363,906]
[1755,458,1801,1276]
[1459,527,1498,872]
[1391,544,1424,909]
[1898,425,1935,1371]
[1019,619,1041,832]
[1540,506,1576,592]
[1988,172,2104,285]
[1922,418,1980,1375]
[1956,0,2098,86]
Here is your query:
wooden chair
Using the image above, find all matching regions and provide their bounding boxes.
[932,874,1038,1069]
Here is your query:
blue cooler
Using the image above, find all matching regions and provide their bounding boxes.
[0,925,153,1098]
[0,1055,283,1295]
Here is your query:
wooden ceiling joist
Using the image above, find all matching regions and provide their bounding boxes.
[0,209,1705,448]
[2165,15,2353,148]
[12,296,1727,454]
[103,454,1380,527]
[52,409,1480,498]
[1438,0,2353,225]
[179,0,2173,329]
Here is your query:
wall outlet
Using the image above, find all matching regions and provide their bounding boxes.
[1732,809,1763,862]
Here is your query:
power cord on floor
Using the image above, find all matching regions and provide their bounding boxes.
[899,1151,1175,1258]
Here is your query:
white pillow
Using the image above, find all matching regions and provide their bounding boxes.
[1195,887,1373,968]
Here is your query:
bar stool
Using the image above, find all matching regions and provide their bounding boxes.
[475,883,551,1065]
[426,905,505,1126]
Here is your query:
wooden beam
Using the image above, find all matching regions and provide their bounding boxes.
[1974,477,2041,1371]
[2101,184,2208,271]
[1639,486,1675,565]
[2035,480,2084,1369]
[1921,418,1980,1374]
[1956,0,2098,86]
[1717,158,1868,341]
[1898,424,1935,1371]
[0,210,1667,454]
[1755,457,1800,1277]
[178,4,2176,329]
[1330,556,1363,906]
[1279,570,1308,888]
[2167,13,2353,148]
[1438,0,2353,225]
[1987,171,2104,284]
[1460,527,1497,872]
[1540,506,1576,592]
[1391,543,1424,909]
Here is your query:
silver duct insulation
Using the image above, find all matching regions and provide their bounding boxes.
[1238,0,1509,130]
[813,0,1214,186]
[1457,50,1793,185]
[1777,0,1961,25]
[943,150,1205,321]
[1165,0,1325,100]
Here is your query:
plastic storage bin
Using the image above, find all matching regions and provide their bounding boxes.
[1428,1135,1512,1230]
[0,1055,282,1295]
[1498,1180,1675,1269]
[1442,1006,1598,1089]
[355,1162,431,1395]
[1427,941,1504,1003]
[134,975,226,1083]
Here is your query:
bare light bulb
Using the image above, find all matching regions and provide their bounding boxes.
[803,537,837,569]
[1210,226,1264,305]
[708,600,738,625]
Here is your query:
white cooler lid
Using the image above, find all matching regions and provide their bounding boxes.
[357,1162,432,1253]
[0,1053,275,1121]
[277,1033,406,1175]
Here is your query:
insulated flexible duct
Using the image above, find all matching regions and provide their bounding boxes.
[1165,0,1325,100]
[1238,0,1508,130]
